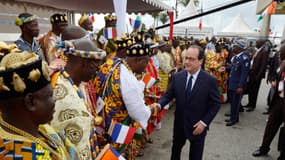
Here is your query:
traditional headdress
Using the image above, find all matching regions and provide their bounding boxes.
[104,15,117,23]
[115,34,133,51]
[199,39,207,45]
[233,38,247,49]
[50,13,68,24]
[217,38,226,45]
[0,45,50,99]
[132,31,145,44]
[0,42,19,60]
[78,14,88,25]
[126,43,150,57]
[15,13,38,26]
[56,41,106,60]
[63,48,106,60]
[126,31,151,57]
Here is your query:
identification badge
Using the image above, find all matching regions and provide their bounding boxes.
[96,96,105,114]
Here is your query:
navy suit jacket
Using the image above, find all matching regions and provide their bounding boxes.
[158,69,221,140]
[228,52,250,91]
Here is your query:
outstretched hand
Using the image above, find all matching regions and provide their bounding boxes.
[149,103,161,116]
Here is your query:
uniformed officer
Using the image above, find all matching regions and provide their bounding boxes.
[226,38,250,126]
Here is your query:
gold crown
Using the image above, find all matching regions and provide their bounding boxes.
[78,14,88,25]
[0,50,50,99]
[104,15,117,22]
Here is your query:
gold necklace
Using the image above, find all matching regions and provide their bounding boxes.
[123,60,134,74]
[0,116,65,159]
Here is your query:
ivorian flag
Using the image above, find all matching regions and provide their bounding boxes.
[257,1,276,22]
[96,144,126,160]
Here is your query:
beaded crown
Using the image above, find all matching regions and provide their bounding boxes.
[0,43,50,99]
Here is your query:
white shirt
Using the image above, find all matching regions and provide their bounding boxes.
[120,64,151,129]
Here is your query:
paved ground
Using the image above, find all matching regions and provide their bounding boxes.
[138,80,281,160]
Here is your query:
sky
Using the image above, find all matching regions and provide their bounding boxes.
[75,0,285,36]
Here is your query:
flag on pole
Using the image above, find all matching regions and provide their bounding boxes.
[267,1,277,15]
[167,11,174,43]
[198,18,202,30]
[96,144,126,160]
[104,27,117,39]
[257,1,276,22]
[129,16,141,29]
[90,15,95,23]
[129,16,145,31]
[108,121,137,144]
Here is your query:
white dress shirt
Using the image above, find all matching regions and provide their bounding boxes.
[120,64,151,129]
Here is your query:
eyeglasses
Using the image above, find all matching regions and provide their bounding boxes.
[184,56,198,62]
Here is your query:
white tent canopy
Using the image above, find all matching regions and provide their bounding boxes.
[217,14,258,37]
[0,0,171,41]
[14,0,171,13]
[158,0,213,38]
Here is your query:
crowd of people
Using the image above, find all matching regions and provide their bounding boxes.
[0,12,284,160]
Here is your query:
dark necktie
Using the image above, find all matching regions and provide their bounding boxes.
[186,75,193,96]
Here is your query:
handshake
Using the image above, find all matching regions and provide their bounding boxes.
[149,103,161,116]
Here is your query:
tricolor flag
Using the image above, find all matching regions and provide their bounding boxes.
[142,74,157,89]
[104,27,117,39]
[108,121,137,144]
[129,16,141,30]
[129,16,145,31]
[96,144,126,160]
[134,127,143,140]
[138,23,145,32]
[257,1,277,22]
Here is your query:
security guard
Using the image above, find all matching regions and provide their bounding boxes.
[226,38,250,126]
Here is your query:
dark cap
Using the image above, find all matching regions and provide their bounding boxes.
[50,13,68,24]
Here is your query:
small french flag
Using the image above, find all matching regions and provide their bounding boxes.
[104,27,117,39]
[96,144,126,160]
[129,16,141,30]
[108,121,137,144]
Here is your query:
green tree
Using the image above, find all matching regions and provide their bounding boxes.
[159,12,169,24]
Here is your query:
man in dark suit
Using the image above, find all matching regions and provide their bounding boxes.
[252,43,285,158]
[226,38,250,126]
[158,45,221,160]
[245,39,270,112]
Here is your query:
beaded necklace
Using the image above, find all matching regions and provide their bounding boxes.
[123,60,134,74]
[0,116,70,159]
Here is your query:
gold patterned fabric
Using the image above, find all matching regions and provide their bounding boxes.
[94,58,129,128]
[50,71,93,160]
[94,58,138,160]
[205,49,228,102]
[0,124,79,160]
